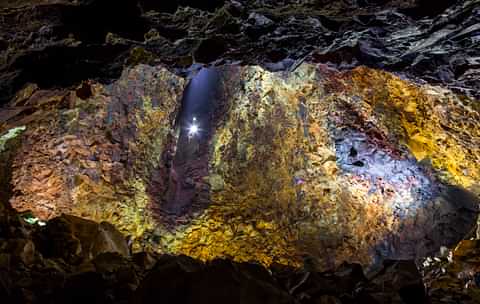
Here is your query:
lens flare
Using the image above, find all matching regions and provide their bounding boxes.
[188,123,199,137]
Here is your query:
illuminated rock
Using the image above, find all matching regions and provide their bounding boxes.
[1,63,478,270]
[422,240,480,302]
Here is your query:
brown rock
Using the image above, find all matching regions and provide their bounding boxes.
[4,63,479,271]
[368,260,426,304]
[93,252,139,286]
[37,214,129,263]
[8,238,36,265]
[132,252,157,271]
[453,240,480,260]
[135,257,293,304]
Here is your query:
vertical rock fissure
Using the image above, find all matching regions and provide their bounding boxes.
[158,68,221,223]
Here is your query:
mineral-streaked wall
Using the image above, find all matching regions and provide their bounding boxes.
[7,65,185,245]
[1,63,478,270]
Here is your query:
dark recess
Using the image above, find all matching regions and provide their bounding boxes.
[139,0,226,13]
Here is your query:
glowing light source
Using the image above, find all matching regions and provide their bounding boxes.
[188,124,199,136]
[188,117,200,138]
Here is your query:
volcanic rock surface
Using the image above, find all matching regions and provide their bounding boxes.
[1,0,480,303]
[0,0,479,105]
[1,63,478,271]
[0,196,479,303]
[0,201,434,304]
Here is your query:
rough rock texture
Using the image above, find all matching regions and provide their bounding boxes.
[4,64,185,246]
[0,198,136,303]
[0,200,479,303]
[0,125,25,205]
[1,1,479,302]
[421,239,480,303]
[1,0,479,105]
[1,63,478,270]
[0,204,435,304]
[35,214,130,261]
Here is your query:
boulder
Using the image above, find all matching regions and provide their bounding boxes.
[8,238,36,266]
[367,260,426,304]
[36,214,129,263]
[135,257,293,304]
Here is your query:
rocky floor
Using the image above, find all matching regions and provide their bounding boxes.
[1,199,480,304]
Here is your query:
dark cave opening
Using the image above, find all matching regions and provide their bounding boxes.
[139,0,226,13]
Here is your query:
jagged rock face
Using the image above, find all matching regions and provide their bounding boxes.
[4,64,185,241]
[0,209,431,304]
[422,239,480,303]
[1,63,478,270]
[1,0,479,105]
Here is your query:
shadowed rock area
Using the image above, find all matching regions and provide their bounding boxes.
[0,199,432,304]
[154,68,222,221]
[1,196,480,303]
[0,0,479,105]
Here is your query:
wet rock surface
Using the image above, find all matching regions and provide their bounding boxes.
[1,0,479,105]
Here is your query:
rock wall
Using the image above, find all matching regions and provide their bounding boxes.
[5,65,185,248]
[1,63,478,270]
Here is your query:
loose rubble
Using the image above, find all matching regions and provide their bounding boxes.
[1,198,476,304]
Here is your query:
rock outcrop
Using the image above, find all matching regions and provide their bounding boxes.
[0,204,479,303]
[35,214,130,262]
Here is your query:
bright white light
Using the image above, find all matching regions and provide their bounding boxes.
[188,123,199,137]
